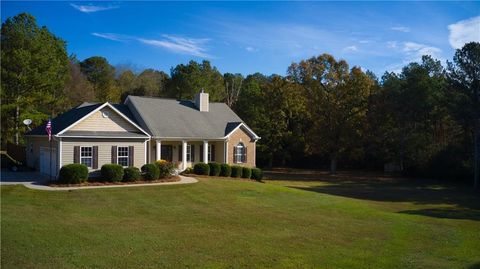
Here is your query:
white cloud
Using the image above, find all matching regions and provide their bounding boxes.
[402,41,442,62]
[448,16,480,49]
[245,46,258,52]
[390,26,410,33]
[91,33,124,41]
[343,45,358,53]
[70,3,118,13]
[387,41,398,49]
[138,35,211,58]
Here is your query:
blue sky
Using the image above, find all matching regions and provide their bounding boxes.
[2,1,479,76]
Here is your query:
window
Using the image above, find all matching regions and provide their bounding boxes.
[235,143,246,163]
[117,146,129,167]
[208,145,213,162]
[80,146,93,168]
[186,145,192,162]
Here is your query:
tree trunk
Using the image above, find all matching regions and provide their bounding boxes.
[474,119,480,190]
[330,153,337,174]
[15,104,19,145]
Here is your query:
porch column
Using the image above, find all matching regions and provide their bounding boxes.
[156,140,161,161]
[182,140,187,170]
[203,140,209,164]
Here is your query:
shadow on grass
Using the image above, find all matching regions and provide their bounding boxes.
[469,262,480,269]
[265,169,480,221]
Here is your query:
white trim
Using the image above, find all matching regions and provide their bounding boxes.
[117,146,130,167]
[224,123,260,140]
[144,140,148,165]
[156,140,161,161]
[203,140,208,164]
[182,140,187,170]
[58,138,62,170]
[80,146,93,168]
[57,135,148,139]
[57,102,151,137]
[225,140,228,164]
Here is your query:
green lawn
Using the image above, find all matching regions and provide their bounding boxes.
[1,170,479,269]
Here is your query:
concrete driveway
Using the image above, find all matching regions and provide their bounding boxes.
[0,170,49,185]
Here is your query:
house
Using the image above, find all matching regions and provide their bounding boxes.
[25,91,260,177]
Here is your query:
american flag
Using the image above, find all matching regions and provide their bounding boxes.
[45,119,52,141]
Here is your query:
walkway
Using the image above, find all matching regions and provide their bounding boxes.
[0,171,198,191]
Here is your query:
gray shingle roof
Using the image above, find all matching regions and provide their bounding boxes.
[61,131,148,138]
[126,96,245,139]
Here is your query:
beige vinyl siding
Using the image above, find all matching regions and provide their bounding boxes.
[61,138,146,169]
[70,107,138,132]
[227,127,256,167]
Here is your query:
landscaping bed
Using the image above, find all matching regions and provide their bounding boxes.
[48,176,180,187]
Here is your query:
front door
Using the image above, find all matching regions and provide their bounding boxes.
[161,145,173,162]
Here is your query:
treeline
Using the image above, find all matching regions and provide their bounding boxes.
[2,13,479,186]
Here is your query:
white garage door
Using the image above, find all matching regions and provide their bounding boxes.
[39,147,57,176]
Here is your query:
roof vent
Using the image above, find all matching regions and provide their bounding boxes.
[194,90,209,112]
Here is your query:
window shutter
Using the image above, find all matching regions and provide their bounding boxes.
[178,145,182,161]
[244,147,248,163]
[73,146,80,163]
[233,146,236,163]
[93,146,98,169]
[211,145,215,161]
[111,146,117,164]
[191,145,195,162]
[129,146,134,166]
[200,145,203,162]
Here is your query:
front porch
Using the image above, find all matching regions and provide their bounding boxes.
[148,139,226,170]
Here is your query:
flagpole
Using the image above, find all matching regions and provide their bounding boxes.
[50,134,52,182]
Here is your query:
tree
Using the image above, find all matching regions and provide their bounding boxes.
[133,69,169,97]
[62,55,95,109]
[80,56,116,102]
[167,60,224,101]
[447,42,480,189]
[1,13,69,146]
[256,75,309,167]
[288,54,374,173]
[224,73,243,107]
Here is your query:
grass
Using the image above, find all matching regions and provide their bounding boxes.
[1,170,479,268]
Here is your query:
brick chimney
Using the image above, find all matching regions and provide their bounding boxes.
[194,89,209,112]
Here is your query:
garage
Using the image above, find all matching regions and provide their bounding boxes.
[39,147,57,176]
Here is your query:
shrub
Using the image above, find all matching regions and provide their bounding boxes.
[194,163,210,175]
[183,167,194,174]
[101,164,124,182]
[251,168,263,181]
[155,160,175,178]
[141,163,160,180]
[208,162,221,176]
[123,166,141,182]
[58,163,88,184]
[231,166,243,178]
[220,163,231,177]
[242,167,252,179]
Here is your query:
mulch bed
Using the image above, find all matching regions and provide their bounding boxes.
[49,176,181,187]
[182,173,262,182]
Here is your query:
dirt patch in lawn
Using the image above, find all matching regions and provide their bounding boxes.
[49,176,181,187]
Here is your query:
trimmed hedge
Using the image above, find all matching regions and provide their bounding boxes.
[141,163,159,180]
[208,162,221,176]
[231,166,243,178]
[101,164,124,182]
[242,167,252,179]
[58,163,88,184]
[155,160,175,178]
[220,163,231,177]
[123,166,141,182]
[194,163,210,175]
[251,168,263,181]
